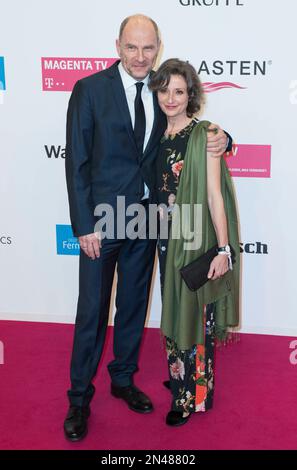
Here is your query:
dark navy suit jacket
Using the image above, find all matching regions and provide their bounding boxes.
[65,61,166,237]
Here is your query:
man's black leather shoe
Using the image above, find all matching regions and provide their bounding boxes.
[111,383,153,413]
[64,405,90,442]
[166,410,190,427]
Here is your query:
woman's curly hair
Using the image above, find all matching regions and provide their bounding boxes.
[149,58,204,117]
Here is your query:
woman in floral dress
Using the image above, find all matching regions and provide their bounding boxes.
[149,59,240,426]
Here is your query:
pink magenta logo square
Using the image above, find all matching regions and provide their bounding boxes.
[41,57,118,91]
[224,144,271,178]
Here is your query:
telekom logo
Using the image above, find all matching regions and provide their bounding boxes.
[224,144,271,178]
[41,57,118,91]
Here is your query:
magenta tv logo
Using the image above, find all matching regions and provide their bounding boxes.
[224,144,271,178]
[41,57,118,91]
[202,82,246,93]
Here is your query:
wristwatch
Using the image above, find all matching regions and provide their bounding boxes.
[217,244,233,270]
[217,244,231,254]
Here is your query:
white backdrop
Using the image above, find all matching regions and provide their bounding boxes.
[0,0,296,335]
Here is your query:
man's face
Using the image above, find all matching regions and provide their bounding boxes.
[116,20,160,80]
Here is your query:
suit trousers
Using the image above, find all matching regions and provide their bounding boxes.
[67,206,156,407]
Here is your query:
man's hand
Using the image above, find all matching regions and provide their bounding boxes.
[207,123,228,158]
[79,232,101,260]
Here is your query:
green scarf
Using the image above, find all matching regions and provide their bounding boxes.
[161,120,240,350]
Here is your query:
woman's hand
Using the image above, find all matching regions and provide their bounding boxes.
[207,254,229,281]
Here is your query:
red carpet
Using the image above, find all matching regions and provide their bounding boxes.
[0,320,297,450]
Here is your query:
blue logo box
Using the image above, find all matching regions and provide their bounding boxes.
[0,57,6,90]
[56,224,80,255]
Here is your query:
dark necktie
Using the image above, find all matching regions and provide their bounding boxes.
[134,82,146,157]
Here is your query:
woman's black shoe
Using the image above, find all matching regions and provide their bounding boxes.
[163,380,171,390]
[166,410,190,427]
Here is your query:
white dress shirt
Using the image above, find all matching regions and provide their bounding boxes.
[118,62,154,199]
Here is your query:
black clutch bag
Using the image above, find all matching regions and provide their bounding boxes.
[180,245,235,292]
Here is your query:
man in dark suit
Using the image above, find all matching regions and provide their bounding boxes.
[64,14,231,441]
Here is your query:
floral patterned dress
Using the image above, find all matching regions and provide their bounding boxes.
[156,119,215,414]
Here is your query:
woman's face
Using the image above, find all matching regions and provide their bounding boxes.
[157,74,189,119]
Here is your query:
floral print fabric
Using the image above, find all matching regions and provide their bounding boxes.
[166,304,215,414]
[156,118,198,219]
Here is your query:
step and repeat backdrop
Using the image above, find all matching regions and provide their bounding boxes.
[0,0,296,335]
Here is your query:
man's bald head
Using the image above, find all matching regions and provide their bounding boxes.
[119,14,160,45]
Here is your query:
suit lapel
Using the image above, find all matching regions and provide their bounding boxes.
[108,62,138,152]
